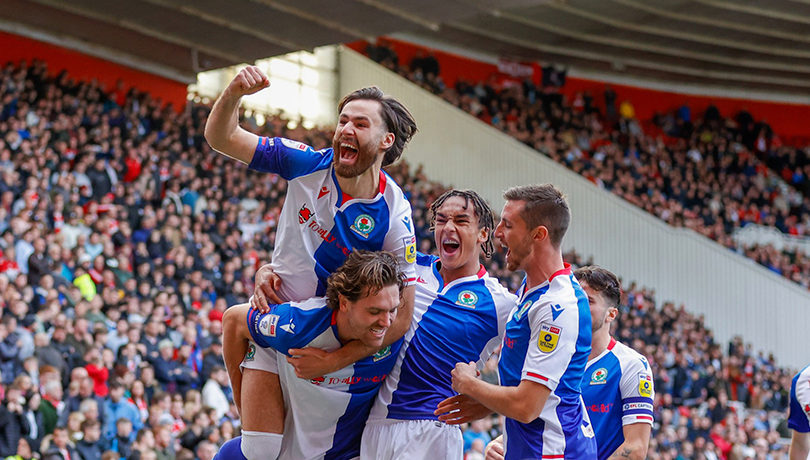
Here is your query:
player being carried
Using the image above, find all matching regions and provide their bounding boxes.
[484,266,654,460]
[205,66,418,460]
[438,184,597,460]
[219,250,405,460]
[360,189,517,460]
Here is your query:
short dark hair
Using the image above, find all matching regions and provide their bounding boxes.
[574,265,622,309]
[337,86,417,167]
[81,419,100,431]
[503,184,570,248]
[429,189,496,258]
[326,250,406,311]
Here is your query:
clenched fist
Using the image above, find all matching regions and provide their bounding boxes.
[226,65,270,98]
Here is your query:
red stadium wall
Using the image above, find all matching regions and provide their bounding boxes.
[0,31,188,109]
[349,38,810,146]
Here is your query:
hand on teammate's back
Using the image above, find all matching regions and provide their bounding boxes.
[250,265,284,312]
[226,65,270,98]
[434,394,492,425]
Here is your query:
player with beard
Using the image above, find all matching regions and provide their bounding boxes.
[205,66,418,460]
[441,184,596,460]
[483,266,653,460]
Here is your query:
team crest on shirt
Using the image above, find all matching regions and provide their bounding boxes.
[298,204,313,224]
[590,368,608,385]
[259,314,279,337]
[372,345,392,362]
[538,323,561,353]
[351,214,375,238]
[514,300,533,321]
[245,344,256,362]
[280,138,307,151]
[804,403,810,415]
[403,236,417,264]
[455,290,478,308]
[638,373,653,397]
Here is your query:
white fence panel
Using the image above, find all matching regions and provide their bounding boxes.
[338,47,810,368]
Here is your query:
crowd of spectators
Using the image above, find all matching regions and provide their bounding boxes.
[366,41,810,292]
[0,57,801,460]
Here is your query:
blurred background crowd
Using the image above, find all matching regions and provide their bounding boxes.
[0,55,802,460]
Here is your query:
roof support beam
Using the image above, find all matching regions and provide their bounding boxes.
[546,1,810,60]
[495,9,810,74]
[26,0,251,64]
[138,0,304,53]
[446,21,810,89]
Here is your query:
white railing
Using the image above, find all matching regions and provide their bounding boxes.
[338,47,810,368]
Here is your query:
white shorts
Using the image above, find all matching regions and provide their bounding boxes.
[240,340,279,373]
[360,420,463,460]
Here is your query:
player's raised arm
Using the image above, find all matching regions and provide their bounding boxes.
[204,66,268,165]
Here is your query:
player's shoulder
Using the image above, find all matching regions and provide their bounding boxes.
[481,272,518,307]
[610,340,651,375]
[415,252,438,268]
[793,364,810,391]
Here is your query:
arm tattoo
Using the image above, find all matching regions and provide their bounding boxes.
[608,448,633,460]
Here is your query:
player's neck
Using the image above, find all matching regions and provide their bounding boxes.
[439,258,481,285]
[333,312,354,344]
[523,249,565,291]
[336,164,382,199]
[590,329,612,361]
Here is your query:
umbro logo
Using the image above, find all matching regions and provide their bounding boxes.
[318,187,329,199]
[551,304,564,321]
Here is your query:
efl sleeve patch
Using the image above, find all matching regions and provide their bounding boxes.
[403,236,417,264]
[537,323,562,353]
[638,373,653,398]
[258,314,280,337]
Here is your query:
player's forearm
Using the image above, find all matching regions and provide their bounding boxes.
[607,439,648,460]
[458,378,545,424]
[205,90,253,164]
[789,432,810,460]
[381,285,415,347]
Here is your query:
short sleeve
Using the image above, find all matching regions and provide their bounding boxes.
[246,303,332,355]
[248,137,332,180]
[618,355,655,426]
[382,197,417,285]
[520,301,576,390]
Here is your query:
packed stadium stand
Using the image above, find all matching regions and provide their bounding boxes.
[359,39,810,293]
[0,51,805,460]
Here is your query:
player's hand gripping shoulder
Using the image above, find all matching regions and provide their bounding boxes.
[225,66,270,98]
[250,265,284,313]
[285,347,334,379]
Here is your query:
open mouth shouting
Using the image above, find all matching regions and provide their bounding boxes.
[441,237,461,258]
[338,140,359,165]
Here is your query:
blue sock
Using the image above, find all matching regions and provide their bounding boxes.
[214,437,248,460]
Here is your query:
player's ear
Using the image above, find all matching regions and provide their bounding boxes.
[379,132,395,151]
[338,294,349,312]
[606,306,618,323]
[532,225,548,243]
[477,226,489,245]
